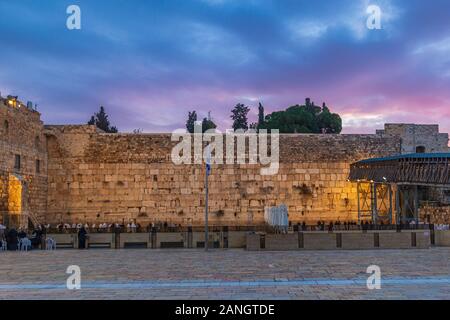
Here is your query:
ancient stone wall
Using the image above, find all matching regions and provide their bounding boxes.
[377,123,449,154]
[45,125,400,226]
[420,206,450,224]
[0,98,48,225]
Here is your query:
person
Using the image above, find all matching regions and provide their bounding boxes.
[18,228,27,239]
[0,224,6,241]
[78,226,88,249]
[30,228,42,249]
[6,228,18,251]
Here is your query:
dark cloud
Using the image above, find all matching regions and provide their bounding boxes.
[0,0,449,135]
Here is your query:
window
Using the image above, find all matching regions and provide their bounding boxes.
[3,120,8,135]
[416,146,426,154]
[36,159,40,173]
[14,155,21,170]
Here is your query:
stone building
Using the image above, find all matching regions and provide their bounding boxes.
[376,123,449,154]
[0,95,47,228]
[0,93,449,228]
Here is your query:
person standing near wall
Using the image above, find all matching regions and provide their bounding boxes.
[78,226,88,249]
[6,228,18,251]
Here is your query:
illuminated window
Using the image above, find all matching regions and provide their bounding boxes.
[14,155,21,170]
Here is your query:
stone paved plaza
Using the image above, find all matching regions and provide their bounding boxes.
[1,248,450,300]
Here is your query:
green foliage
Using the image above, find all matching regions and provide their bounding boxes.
[202,117,217,133]
[259,99,342,134]
[230,103,250,130]
[186,111,197,133]
[87,106,118,133]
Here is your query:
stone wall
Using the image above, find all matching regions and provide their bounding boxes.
[0,97,48,226]
[3,94,449,228]
[44,125,400,226]
[377,123,449,154]
[420,206,450,224]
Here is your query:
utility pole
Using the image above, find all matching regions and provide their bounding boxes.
[205,145,211,251]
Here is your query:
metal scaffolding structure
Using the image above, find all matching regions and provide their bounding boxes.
[350,153,450,224]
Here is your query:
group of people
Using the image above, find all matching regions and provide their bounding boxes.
[52,221,183,234]
[434,224,450,230]
[55,222,144,233]
[294,220,428,232]
[0,224,46,251]
[56,222,121,233]
[294,221,362,232]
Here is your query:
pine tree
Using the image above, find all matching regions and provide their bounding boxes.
[87,106,118,133]
[202,117,217,133]
[230,103,250,131]
[257,102,265,128]
[186,111,197,133]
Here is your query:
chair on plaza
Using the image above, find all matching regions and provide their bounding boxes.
[18,238,31,251]
[46,237,56,250]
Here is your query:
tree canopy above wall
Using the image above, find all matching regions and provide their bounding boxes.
[259,99,342,134]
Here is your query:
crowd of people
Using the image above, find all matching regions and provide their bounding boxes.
[0,224,46,251]
[52,221,183,233]
[434,224,450,230]
[293,219,430,232]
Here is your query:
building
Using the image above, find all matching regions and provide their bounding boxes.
[0,94,449,228]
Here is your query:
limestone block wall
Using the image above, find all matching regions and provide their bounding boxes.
[0,99,48,224]
[45,126,400,226]
[377,123,449,154]
[420,206,450,224]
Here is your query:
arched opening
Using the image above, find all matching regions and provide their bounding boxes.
[8,174,22,214]
[4,174,28,229]
[416,146,426,154]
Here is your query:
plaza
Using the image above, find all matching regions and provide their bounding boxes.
[1,248,450,300]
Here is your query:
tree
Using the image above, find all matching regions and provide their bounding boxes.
[87,116,96,126]
[261,98,342,134]
[186,111,197,133]
[317,103,342,133]
[257,102,265,128]
[230,103,250,131]
[202,117,217,133]
[87,106,118,133]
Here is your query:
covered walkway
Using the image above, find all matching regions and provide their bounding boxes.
[349,153,450,224]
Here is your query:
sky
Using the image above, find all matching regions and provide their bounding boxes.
[0,0,450,134]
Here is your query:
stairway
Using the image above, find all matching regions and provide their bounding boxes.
[27,211,40,228]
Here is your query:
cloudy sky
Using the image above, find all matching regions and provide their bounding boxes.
[1,0,449,134]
